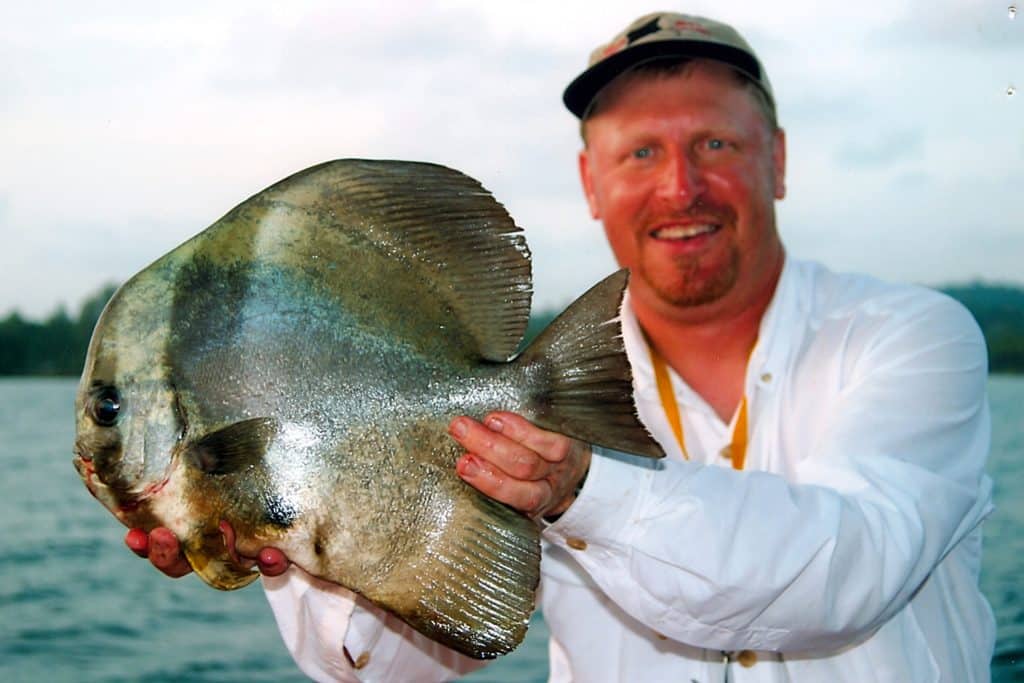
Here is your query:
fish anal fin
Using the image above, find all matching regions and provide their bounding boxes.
[185,417,279,475]
[380,495,540,659]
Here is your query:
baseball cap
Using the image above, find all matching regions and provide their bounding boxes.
[563,12,774,119]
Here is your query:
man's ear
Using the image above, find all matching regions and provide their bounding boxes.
[772,127,787,200]
[578,149,602,219]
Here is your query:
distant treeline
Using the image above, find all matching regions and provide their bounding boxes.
[939,284,1024,373]
[0,285,119,376]
[2,282,1023,376]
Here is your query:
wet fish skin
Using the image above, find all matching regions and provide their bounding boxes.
[72,159,664,658]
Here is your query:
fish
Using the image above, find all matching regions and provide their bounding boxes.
[72,159,665,659]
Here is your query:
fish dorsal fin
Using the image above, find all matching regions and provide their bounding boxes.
[185,418,278,475]
[267,159,532,362]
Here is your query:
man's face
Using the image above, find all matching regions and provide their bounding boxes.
[579,61,786,318]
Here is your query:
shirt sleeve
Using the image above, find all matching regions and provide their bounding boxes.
[261,566,486,682]
[542,295,994,653]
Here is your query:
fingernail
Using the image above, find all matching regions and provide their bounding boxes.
[259,548,288,576]
[125,528,149,554]
[450,419,467,438]
[459,455,480,477]
[485,416,503,432]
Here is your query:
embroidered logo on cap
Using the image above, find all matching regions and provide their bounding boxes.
[602,35,628,57]
[672,19,712,35]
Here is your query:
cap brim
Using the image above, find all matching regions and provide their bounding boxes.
[563,40,765,118]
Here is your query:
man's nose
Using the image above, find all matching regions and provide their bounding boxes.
[657,150,705,205]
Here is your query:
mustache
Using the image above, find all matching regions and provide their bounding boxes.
[654,198,737,225]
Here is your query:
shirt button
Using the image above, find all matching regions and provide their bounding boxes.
[719,445,733,460]
[353,651,371,670]
[760,372,772,383]
[737,650,757,667]
[653,631,668,640]
[566,537,588,551]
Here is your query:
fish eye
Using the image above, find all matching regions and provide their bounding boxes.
[90,387,122,427]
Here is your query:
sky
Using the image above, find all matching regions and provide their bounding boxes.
[1,0,1021,319]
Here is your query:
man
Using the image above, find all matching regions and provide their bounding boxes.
[132,12,996,681]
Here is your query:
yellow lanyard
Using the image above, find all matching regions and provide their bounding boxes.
[648,345,749,470]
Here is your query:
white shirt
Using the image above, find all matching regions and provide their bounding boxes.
[262,258,996,682]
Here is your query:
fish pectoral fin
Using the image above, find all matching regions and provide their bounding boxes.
[392,496,541,659]
[184,417,279,475]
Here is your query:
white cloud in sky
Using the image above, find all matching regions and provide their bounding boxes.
[1,0,1021,320]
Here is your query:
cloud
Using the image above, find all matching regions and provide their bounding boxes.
[207,4,572,97]
[880,0,1023,51]
[1,9,209,108]
[0,0,1021,321]
[836,127,926,167]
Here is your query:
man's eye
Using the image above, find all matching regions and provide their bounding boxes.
[631,146,653,159]
[705,138,729,151]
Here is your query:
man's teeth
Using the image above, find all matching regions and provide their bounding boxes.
[653,224,718,239]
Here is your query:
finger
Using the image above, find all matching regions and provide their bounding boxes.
[125,528,149,557]
[449,417,550,481]
[148,527,192,578]
[257,547,291,577]
[482,412,575,464]
[457,453,553,516]
[218,520,253,569]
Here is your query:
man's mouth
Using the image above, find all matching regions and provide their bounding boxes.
[650,223,721,240]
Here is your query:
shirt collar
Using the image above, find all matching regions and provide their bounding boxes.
[620,253,801,402]
[748,253,800,394]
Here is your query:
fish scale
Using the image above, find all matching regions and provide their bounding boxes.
[73,158,664,659]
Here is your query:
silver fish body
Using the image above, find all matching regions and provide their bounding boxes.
[73,159,663,658]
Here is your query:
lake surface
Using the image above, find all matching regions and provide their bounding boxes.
[1,376,1020,682]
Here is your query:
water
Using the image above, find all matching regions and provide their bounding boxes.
[1,377,1021,682]
[984,376,1024,679]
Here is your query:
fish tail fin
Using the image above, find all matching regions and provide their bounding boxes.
[516,269,665,459]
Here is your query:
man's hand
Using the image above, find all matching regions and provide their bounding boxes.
[124,527,291,578]
[450,411,591,518]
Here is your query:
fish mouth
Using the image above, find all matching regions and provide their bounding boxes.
[73,451,167,518]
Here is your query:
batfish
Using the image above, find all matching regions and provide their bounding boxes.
[72,159,664,659]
